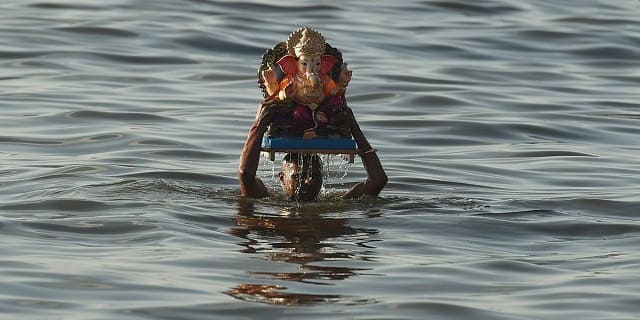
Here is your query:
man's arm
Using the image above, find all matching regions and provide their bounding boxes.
[343,107,388,199]
[238,99,283,198]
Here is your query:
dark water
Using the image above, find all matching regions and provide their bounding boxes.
[2,0,640,319]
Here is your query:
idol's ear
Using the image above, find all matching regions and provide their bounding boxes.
[276,54,298,75]
[319,55,337,75]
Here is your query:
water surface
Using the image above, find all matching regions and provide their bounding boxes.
[2,0,640,319]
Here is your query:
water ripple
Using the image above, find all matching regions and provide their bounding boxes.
[1,199,119,212]
[0,136,63,145]
[55,26,138,38]
[3,1,640,319]
[23,219,155,235]
[427,1,523,15]
[67,110,177,122]
[175,35,263,54]
[216,2,340,13]
[28,2,111,10]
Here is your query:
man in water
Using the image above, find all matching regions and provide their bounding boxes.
[238,100,387,201]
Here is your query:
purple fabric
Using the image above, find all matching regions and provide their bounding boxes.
[289,95,345,136]
[290,105,315,136]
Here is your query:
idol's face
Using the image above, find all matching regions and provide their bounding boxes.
[296,54,322,76]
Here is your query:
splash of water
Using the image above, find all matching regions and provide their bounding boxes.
[258,152,354,199]
[322,154,353,185]
[259,152,275,177]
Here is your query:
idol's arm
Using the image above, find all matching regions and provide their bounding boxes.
[343,107,388,199]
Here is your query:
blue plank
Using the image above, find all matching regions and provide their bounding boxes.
[262,136,356,151]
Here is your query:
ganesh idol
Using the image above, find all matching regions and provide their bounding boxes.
[260,27,352,139]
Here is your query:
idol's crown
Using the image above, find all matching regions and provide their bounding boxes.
[287,27,326,57]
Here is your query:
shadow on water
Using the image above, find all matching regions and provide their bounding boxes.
[224,200,380,306]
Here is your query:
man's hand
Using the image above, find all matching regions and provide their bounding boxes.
[330,106,355,128]
[256,99,288,128]
[240,98,288,199]
[342,106,387,199]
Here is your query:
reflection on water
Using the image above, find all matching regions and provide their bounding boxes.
[226,201,378,306]
[3,0,640,318]
[227,284,343,306]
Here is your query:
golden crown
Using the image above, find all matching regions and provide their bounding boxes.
[287,27,326,57]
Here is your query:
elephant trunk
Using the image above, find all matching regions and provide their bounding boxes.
[305,72,320,90]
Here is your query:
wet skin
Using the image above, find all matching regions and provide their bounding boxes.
[279,157,323,201]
